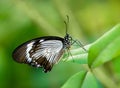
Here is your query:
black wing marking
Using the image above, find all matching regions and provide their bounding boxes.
[12,41,35,63]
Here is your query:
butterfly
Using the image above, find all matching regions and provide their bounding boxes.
[12,16,85,73]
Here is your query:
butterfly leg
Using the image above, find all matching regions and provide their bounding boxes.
[72,39,87,52]
[63,49,75,62]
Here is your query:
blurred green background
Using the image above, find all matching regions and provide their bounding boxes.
[1,0,120,88]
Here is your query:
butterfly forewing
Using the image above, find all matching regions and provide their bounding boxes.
[12,36,65,72]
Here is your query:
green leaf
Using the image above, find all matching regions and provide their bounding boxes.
[112,56,120,78]
[62,71,100,88]
[62,71,87,88]
[88,24,120,68]
[64,53,88,64]
[81,71,100,88]
[63,45,90,64]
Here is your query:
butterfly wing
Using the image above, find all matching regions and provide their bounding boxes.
[12,37,65,72]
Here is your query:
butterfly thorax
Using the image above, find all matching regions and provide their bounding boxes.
[63,33,72,49]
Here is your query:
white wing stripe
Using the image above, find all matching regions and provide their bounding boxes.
[32,40,63,63]
[26,42,34,62]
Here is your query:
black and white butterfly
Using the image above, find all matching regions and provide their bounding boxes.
[12,16,85,73]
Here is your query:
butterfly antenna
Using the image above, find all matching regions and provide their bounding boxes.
[64,15,69,35]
